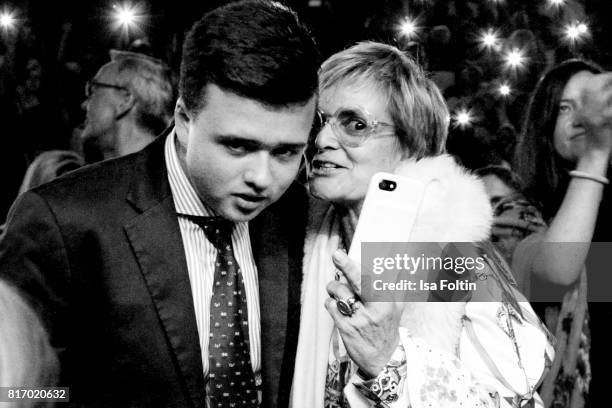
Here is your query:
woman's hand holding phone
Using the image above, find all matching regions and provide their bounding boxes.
[324,249,403,378]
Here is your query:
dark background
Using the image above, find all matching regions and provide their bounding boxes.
[0,0,611,218]
[4,0,611,68]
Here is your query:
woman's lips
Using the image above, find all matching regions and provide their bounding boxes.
[310,159,345,176]
[569,133,586,141]
[311,159,344,169]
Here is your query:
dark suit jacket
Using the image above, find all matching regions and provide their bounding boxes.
[0,131,306,407]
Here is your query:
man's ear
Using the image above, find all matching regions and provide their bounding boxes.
[174,98,191,140]
[115,90,136,119]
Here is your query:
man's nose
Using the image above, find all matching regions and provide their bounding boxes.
[244,153,273,191]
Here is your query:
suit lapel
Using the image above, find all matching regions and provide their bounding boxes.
[124,133,206,408]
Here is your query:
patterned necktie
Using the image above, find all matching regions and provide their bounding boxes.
[186,216,259,408]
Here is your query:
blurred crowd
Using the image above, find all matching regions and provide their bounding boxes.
[0,0,601,219]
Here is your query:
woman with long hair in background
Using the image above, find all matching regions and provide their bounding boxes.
[513,59,612,407]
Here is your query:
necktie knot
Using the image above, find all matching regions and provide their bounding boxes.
[186,215,233,250]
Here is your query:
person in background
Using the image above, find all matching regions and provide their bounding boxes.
[474,165,546,288]
[0,280,58,395]
[80,49,175,163]
[17,150,84,195]
[476,164,588,408]
[0,41,27,222]
[513,59,612,407]
[0,150,83,233]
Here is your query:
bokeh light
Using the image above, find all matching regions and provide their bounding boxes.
[111,3,143,32]
[0,10,16,30]
[564,21,589,45]
[398,16,420,39]
[504,48,526,70]
[499,83,511,96]
[453,108,474,128]
[479,29,500,51]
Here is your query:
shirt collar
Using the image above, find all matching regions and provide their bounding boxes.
[165,129,212,217]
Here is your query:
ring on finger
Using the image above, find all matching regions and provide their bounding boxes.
[336,296,358,317]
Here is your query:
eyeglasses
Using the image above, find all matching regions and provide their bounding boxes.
[85,80,128,98]
[311,106,396,148]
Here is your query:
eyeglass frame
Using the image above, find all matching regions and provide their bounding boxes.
[85,80,129,98]
[311,106,396,148]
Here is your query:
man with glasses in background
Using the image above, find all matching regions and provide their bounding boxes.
[80,50,175,163]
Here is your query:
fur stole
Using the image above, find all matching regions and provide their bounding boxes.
[302,154,493,355]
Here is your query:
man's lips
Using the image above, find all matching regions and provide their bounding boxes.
[234,193,267,203]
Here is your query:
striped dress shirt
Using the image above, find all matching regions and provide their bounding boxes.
[164,131,262,386]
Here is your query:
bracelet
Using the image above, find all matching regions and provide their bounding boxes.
[354,344,407,405]
[569,170,609,185]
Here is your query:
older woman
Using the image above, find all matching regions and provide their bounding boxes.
[291,41,553,408]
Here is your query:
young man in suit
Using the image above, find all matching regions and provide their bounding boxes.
[0,1,319,407]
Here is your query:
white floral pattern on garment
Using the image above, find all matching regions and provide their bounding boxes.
[413,338,496,408]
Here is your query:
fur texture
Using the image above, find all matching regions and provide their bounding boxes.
[303,154,494,355]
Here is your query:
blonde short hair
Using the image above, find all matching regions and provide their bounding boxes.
[18,150,84,195]
[0,280,58,390]
[319,41,449,159]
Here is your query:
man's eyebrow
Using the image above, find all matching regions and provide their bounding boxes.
[274,142,308,150]
[216,135,306,150]
[216,135,261,147]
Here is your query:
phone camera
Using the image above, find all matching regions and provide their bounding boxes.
[379,180,396,191]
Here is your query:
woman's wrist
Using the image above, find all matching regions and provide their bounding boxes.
[355,343,406,405]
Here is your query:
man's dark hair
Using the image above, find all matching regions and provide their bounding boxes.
[179,0,319,113]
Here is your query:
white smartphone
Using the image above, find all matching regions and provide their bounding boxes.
[348,172,427,264]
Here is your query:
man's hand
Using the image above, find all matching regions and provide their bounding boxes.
[324,250,403,378]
